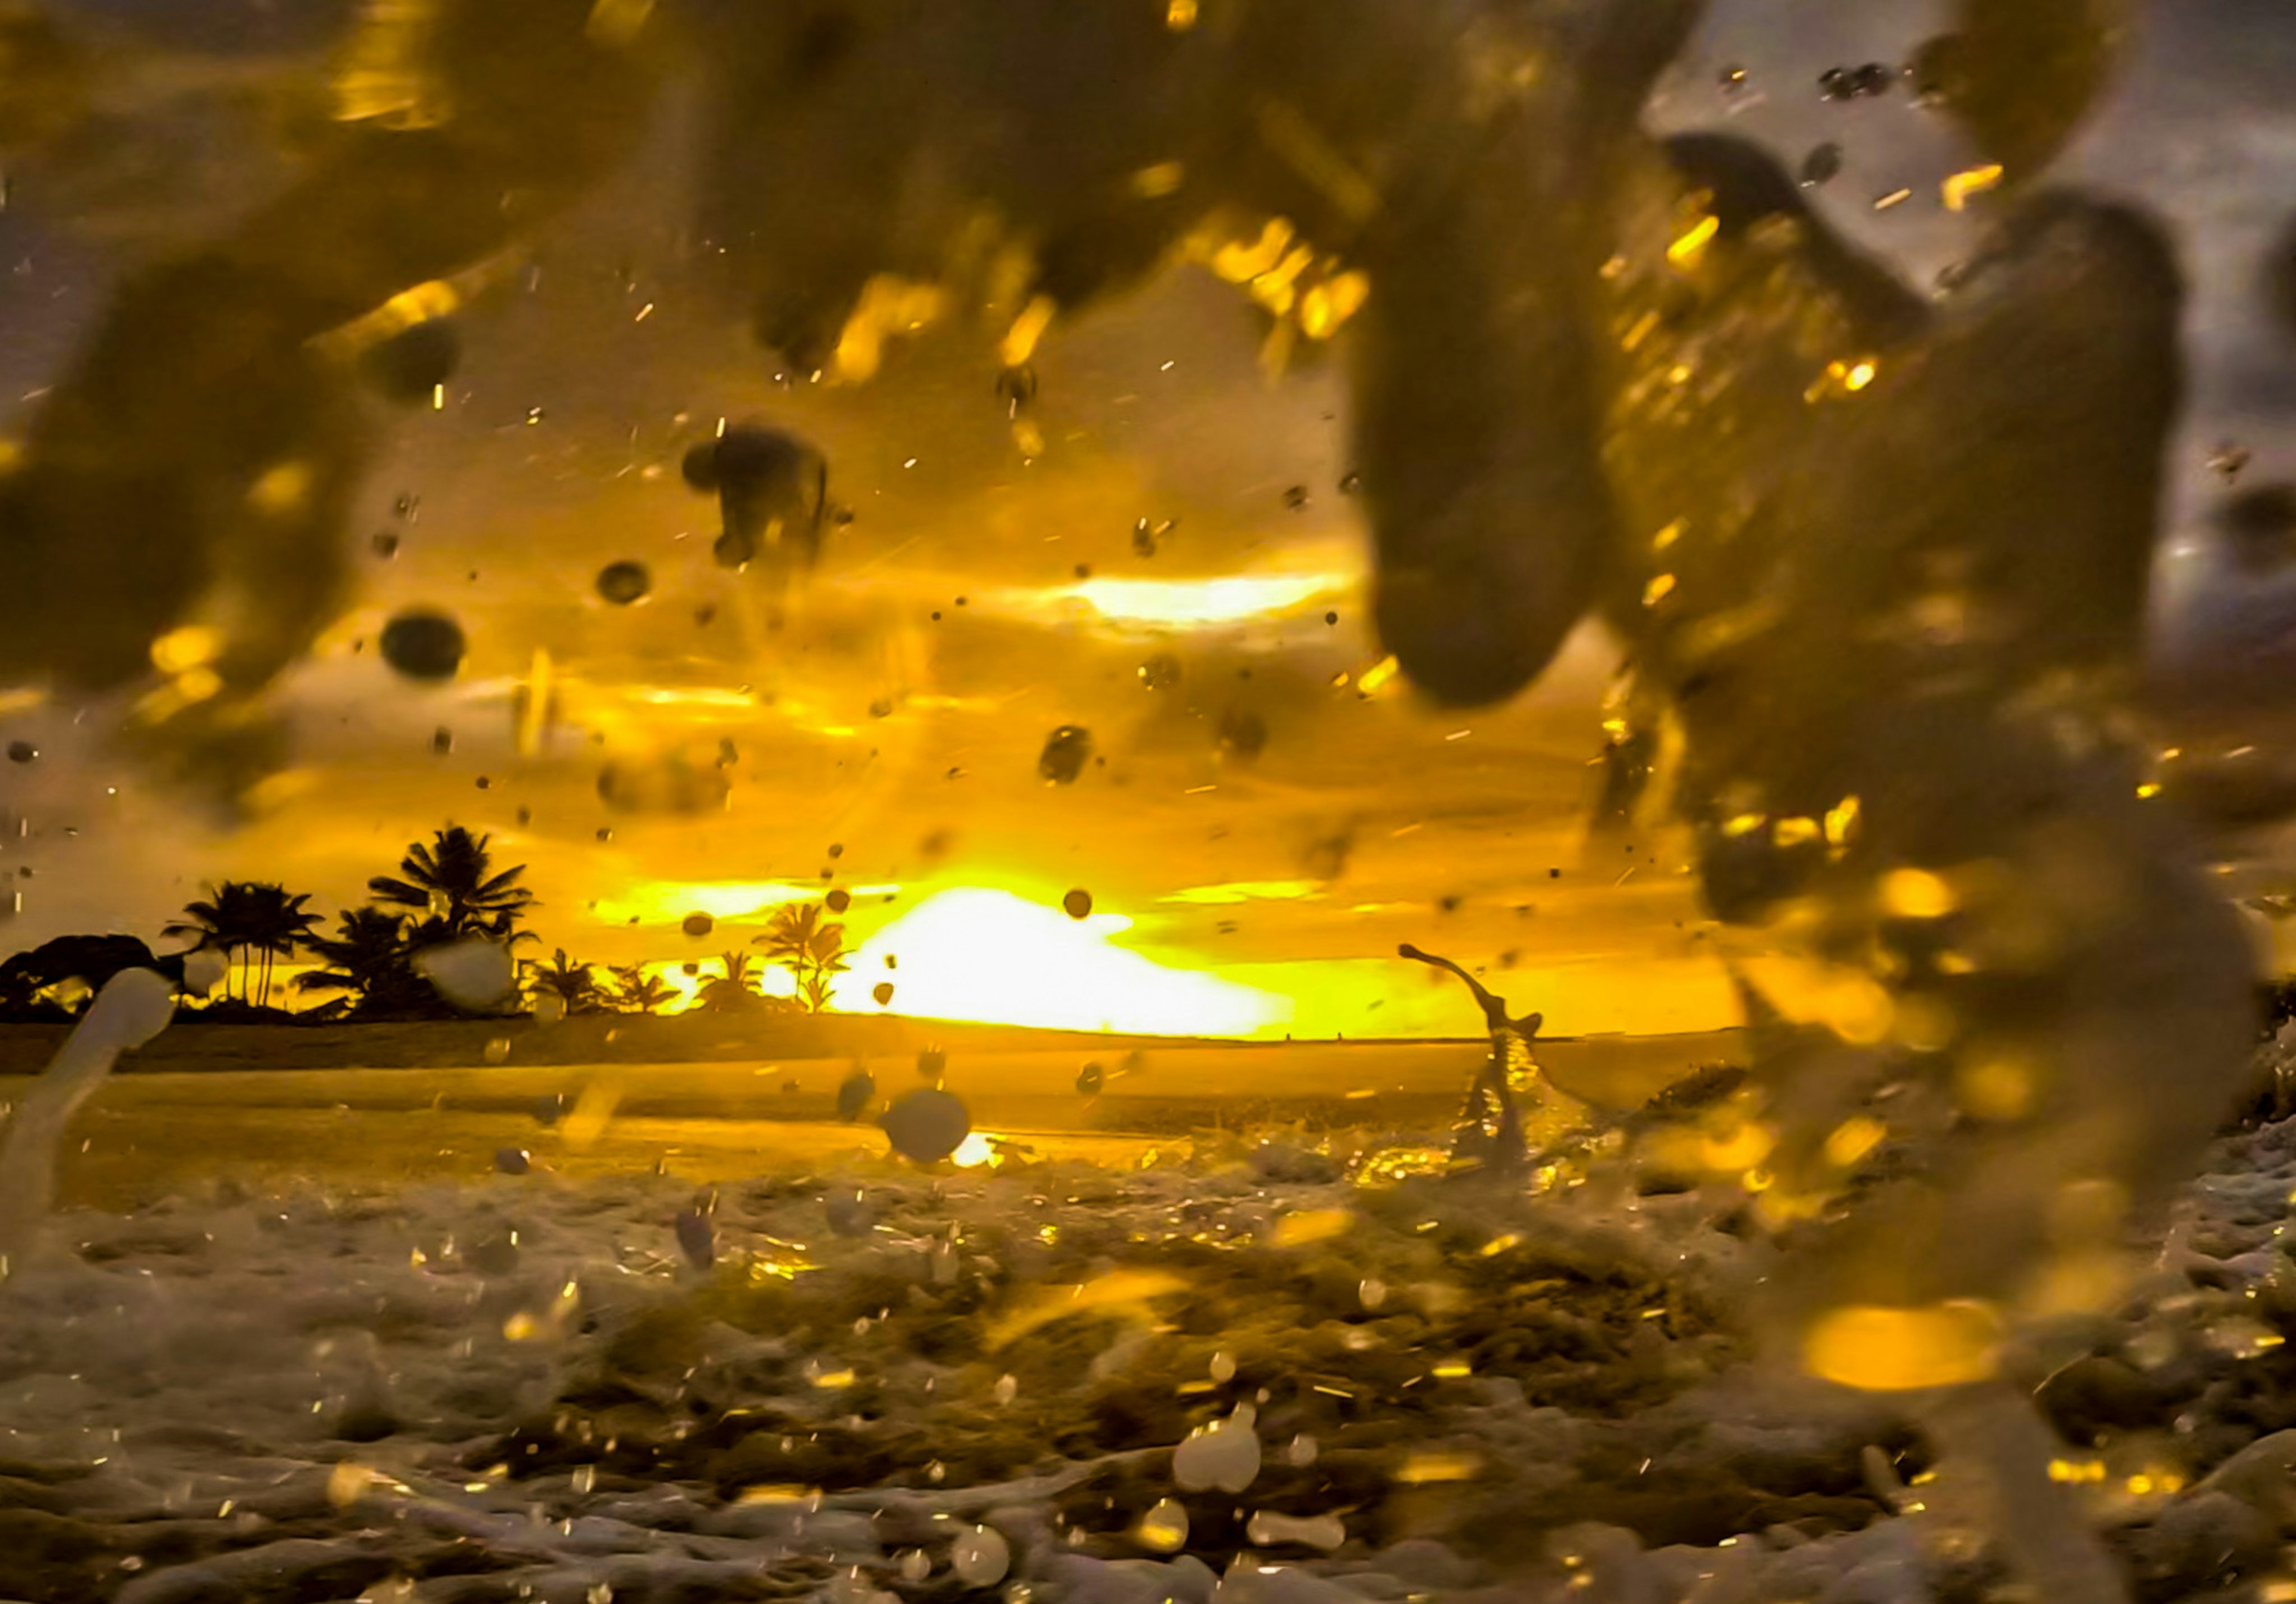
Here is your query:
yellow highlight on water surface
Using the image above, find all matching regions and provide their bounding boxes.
[1667,215,1720,267]
[1000,295,1057,368]
[1357,655,1400,695]
[1132,161,1187,198]
[1269,1208,1352,1248]
[1942,164,2005,211]
[1805,1301,2002,1391]
[1823,1116,1887,1169]
[985,1269,1189,1352]
[1299,271,1369,340]
[1879,868,1956,920]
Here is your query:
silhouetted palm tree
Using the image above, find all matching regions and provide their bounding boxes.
[698,949,771,1013]
[295,908,427,1016]
[527,948,609,1015]
[610,963,676,1015]
[166,881,320,1006]
[369,826,535,942]
[753,902,848,1013]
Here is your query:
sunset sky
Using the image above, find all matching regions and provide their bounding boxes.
[0,0,2291,1038]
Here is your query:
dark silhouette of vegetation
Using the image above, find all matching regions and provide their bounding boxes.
[0,934,169,1019]
[698,950,792,1014]
[754,902,849,1013]
[368,826,535,944]
[610,964,675,1015]
[294,908,438,1019]
[0,823,885,1034]
[527,948,610,1016]
[165,882,321,1008]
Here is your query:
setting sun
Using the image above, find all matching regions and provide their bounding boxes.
[837,888,1290,1036]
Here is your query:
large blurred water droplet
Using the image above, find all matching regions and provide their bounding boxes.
[952,1526,1011,1586]
[881,1088,969,1163]
[1137,1498,1190,1553]
[1039,726,1094,784]
[596,561,652,606]
[380,611,466,682]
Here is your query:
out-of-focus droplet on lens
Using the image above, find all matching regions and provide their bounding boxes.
[826,1187,874,1235]
[917,1046,947,1082]
[1173,1406,1260,1493]
[881,1087,969,1163]
[1062,888,1093,920]
[681,912,715,939]
[371,531,401,560]
[951,1526,1010,1587]
[837,1067,875,1122]
[872,981,894,1007]
[494,1147,530,1175]
[380,610,465,681]
[6,741,34,764]
[417,937,515,1011]
[596,561,651,606]
[675,1206,715,1270]
[1076,1062,1104,1096]
[1137,1498,1189,1553]
[1800,142,1843,187]
[359,318,461,405]
[2215,484,2296,566]
[1219,709,1268,762]
[1283,484,1309,512]
[2268,211,2296,345]
[826,888,851,913]
[1039,725,1093,784]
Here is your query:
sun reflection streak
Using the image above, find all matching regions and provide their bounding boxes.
[985,573,1350,632]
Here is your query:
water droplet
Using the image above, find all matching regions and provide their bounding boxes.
[1210,1351,1236,1383]
[871,982,894,1007]
[826,1188,874,1236]
[1039,725,1093,784]
[1800,142,1843,187]
[681,912,715,939]
[380,610,465,681]
[897,1550,930,1583]
[371,531,401,560]
[1359,1277,1388,1310]
[952,1526,1011,1586]
[1062,888,1094,919]
[836,1068,875,1122]
[881,1088,970,1163]
[5,741,34,764]
[494,1145,529,1174]
[1137,1498,1189,1553]
[596,561,651,606]
[1173,1406,1261,1493]
[993,1373,1019,1406]
[1138,654,1181,691]
[1076,1062,1104,1096]
[826,888,851,913]
[416,939,515,1011]
[1283,485,1310,512]
[1218,709,1268,762]
[675,1208,715,1270]
[359,318,460,405]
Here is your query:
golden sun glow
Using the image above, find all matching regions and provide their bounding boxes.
[988,573,1349,632]
[592,881,900,926]
[835,888,1289,1036]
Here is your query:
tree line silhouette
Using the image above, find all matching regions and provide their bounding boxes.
[0,824,853,1023]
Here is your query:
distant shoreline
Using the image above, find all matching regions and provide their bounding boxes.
[0,1012,1742,1074]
